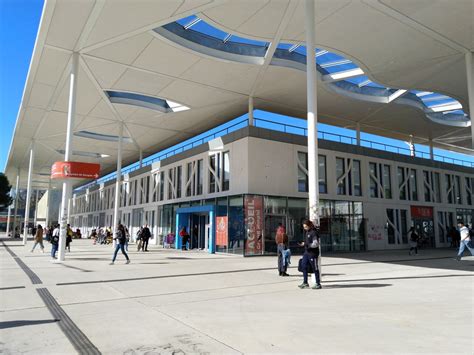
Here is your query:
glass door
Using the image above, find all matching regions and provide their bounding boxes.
[264,215,286,254]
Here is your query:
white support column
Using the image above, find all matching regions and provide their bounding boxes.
[33,189,39,226]
[12,174,20,238]
[112,122,124,247]
[429,140,434,160]
[356,122,361,146]
[58,52,79,262]
[465,52,474,148]
[45,179,51,228]
[139,149,143,169]
[305,0,319,224]
[248,96,254,126]
[6,204,12,237]
[23,142,35,245]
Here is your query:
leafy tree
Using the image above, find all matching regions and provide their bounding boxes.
[0,173,12,207]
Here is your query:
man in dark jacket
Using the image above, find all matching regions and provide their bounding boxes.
[141,225,151,252]
[298,220,322,289]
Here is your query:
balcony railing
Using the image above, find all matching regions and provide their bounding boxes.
[75,117,473,192]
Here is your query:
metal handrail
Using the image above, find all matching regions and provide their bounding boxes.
[75,116,473,192]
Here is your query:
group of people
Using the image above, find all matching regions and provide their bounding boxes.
[275,220,322,290]
[30,223,74,259]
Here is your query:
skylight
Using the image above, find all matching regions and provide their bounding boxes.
[106,91,189,113]
[56,150,110,158]
[74,131,134,143]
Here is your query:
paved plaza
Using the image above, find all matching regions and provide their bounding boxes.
[0,238,473,354]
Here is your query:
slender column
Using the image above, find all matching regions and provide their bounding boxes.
[429,140,434,160]
[58,52,79,262]
[33,189,39,226]
[139,149,143,169]
[466,52,474,148]
[6,204,12,237]
[112,122,124,247]
[12,174,20,238]
[356,123,361,146]
[248,96,254,126]
[45,179,51,228]
[409,135,415,157]
[23,142,35,245]
[305,0,319,224]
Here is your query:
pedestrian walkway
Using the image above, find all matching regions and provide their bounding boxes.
[1,238,472,354]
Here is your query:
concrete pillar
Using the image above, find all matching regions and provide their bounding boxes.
[6,204,12,237]
[429,140,434,160]
[356,122,361,146]
[465,52,474,148]
[45,180,51,228]
[112,122,124,247]
[23,142,35,245]
[33,189,39,226]
[139,149,143,169]
[248,96,254,126]
[58,52,79,262]
[305,0,319,224]
[12,174,20,238]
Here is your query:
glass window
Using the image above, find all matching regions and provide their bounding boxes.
[264,196,287,215]
[369,163,378,198]
[297,152,308,192]
[400,210,408,243]
[398,167,406,200]
[228,195,244,255]
[410,169,418,201]
[446,174,453,204]
[319,155,327,194]
[176,166,182,198]
[466,177,472,206]
[423,171,431,202]
[383,165,392,199]
[223,151,230,191]
[186,162,193,197]
[434,173,441,203]
[386,209,395,244]
[197,159,203,195]
[209,155,216,193]
[336,158,346,195]
[455,176,461,204]
[353,160,362,196]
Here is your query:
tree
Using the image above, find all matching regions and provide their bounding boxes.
[0,173,12,208]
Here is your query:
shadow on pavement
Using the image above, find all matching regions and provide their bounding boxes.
[0,319,59,329]
[323,283,392,289]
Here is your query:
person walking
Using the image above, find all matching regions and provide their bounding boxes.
[50,224,60,260]
[110,224,130,265]
[31,224,44,253]
[408,227,419,255]
[275,224,289,276]
[66,224,73,252]
[136,226,143,251]
[179,227,190,251]
[298,220,322,289]
[141,224,151,252]
[455,221,474,261]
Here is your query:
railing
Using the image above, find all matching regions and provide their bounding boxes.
[75,116,473,192]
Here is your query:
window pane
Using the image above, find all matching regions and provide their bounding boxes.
[318,155,327,194]
[410,169,418,201]
[336,158,346,195]
[353,160,361,196]
[398,167,406,200]
[369,163,378,198]
[383,165,391,199]
[223,152,230,191]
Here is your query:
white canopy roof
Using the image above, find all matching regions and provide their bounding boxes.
[5,0,473,188]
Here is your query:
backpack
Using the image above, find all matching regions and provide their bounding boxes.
[410,231,418,242]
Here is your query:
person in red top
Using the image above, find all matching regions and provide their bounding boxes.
[275,224,289,276]
[179,227,190,251]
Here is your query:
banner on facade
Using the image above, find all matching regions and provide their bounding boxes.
[244,195,263,255]
[411,206,433,219]
[51,161,100,180]
[216,216,228,247]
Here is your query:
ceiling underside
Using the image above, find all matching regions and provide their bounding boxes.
[5,0,473,189]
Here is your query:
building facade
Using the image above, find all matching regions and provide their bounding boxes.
[69,126,474,255]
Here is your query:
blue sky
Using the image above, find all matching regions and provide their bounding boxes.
[0,0,472,182]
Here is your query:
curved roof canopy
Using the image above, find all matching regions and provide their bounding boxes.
[5,0,473,188]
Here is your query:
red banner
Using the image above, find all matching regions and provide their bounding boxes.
[411,206,433,219]
[244,195,263,255]
[51,161,100,180]
[216,216,228,247]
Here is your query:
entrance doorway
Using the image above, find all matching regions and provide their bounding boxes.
[411,206,434,248]
[264,215,286,254]
[175,205,216,253]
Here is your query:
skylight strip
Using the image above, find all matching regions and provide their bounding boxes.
[323,68,364,82]
[421,95,451,103]
[320,59,352,68]
[223,33,232,43]
[184,17,201,30]
[430,103,463,112]
[388,89,407,102]
[415,91,433,97]
[315,49,328,57]
[288,44,300,52]
[358,79,372,88]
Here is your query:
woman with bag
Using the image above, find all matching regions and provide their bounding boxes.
[110,224,130,265]
[298,220,322,289]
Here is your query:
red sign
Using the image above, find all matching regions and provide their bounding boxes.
[244,195,263,255]
[411,206,433,219]
[216,216,228,247]
[51,161,100,180]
